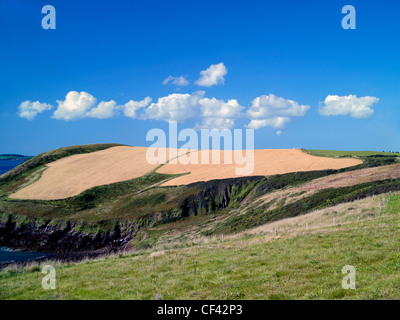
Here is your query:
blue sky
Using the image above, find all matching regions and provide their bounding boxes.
[0,0,399,155]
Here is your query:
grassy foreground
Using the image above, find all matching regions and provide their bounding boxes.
[1,194,400,300]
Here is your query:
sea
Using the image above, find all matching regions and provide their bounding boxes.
[0,247,48,263]
[0,159,49,264]
[0,160,25,175]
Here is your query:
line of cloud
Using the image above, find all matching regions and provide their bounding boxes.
[17,63,379,133]
[18,90,379,133]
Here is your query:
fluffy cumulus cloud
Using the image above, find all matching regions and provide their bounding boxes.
[52,91,123,120]
[195,62,227,87]
[246,94,310,131]
[197,117,236,130]
[52,91,97,121]
[86,100,117,119]
[162,75,189,86]
[18,101,52,120]
[142,92,243,129]
[318,95,379,119]
[200,97,243,119]
[120,97,152,119]
[144,92,204,122]
[197,97,244,129]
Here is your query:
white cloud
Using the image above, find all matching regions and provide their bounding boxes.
[86,100,117,119]
[196,118,236,130]
[318,94,378,119]
[23,88,313,134]
[120,97,152,119]
[197,97,244,129]
[18,101,52,120]
[52,91,97,121]
[163,75,189,86]
[199,97,243,119]
[247,117,291,130]
[142,92,243,129]
[144,92,204,122]
[246,94,310,131]
[248,94,310,119]
[195,62,227,87]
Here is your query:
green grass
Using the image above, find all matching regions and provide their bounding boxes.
[304,149,398,170]
[383,194,400,215]
[2,203,400,299]
[306,149,398,158]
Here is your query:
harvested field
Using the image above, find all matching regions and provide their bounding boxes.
[9,147,362,200]
[157,149,362,186]
[9,146,167,200]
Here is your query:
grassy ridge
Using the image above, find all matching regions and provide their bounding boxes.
[306,149,398,157]
[2,195,400,299]
[304,149,398,170]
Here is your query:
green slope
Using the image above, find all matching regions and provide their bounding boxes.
[306,149,399,157]
[2,193,400,300]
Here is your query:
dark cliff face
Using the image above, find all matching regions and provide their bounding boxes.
[0,216,129,254]
[177,176,264,217]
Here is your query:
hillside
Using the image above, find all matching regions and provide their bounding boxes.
[8,147,361,200]
[2,192,400,299]
[1,144,400,299]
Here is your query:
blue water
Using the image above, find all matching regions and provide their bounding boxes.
[0,160,24,175]
[0,247,48,263]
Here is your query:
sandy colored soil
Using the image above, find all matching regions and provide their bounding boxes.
[157,149,362,186]
[10,147,362,200]
[9,146,169,201]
